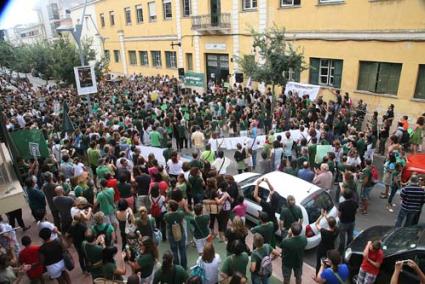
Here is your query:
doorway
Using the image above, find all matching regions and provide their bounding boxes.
[210,0,221,26]
[206,53,229,85]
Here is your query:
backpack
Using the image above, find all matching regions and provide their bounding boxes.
[150,197,162,218]
[190,260,206,283]
[171,222,182,242]
[401,130,410,144]
[371,165,379,185]
[254,246,273,277]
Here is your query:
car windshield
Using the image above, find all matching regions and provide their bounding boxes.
[383,227,425,255]
[301,190,334,223]
[238,174,261,187]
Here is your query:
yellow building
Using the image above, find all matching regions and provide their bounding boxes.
[95,0,425,120]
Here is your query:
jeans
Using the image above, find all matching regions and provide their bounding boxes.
[395,208,417,227]
[361,186,373,200]
[282,265,302,284]
[168,233,187,269]
[251,273,269,284]
[338,222,355,254]
[388,184,399,205]
[252,150,258,169]
[6,209,25,228]
[75,243,87,272]
[193,192,204,205]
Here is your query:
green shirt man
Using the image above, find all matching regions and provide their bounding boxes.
[150,130,162,147]
[96,187,115,215]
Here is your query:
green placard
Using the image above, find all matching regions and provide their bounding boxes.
[10,129,49,159]
[184,72,205,87]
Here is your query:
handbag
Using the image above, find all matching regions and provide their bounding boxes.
[63,249,75,271]
[149,217,162,245]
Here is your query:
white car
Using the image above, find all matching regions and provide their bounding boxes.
[234,171,338,250]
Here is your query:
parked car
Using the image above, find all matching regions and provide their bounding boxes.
[345,225,425,284]
[401,153,425,183]
[234,171,338,249]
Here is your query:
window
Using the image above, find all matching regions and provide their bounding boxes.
[281,0,301,6]
[414,65,425,99]
[113,50,120,63]
[301,191,334,223]
[148,2,157,21]
[104,50,110,60]
[136,5,143,23]
[128,51,137,65]
[139,51,148,66]
[165,51,177,68]
[124,7,132,25]
[109,11,115,26]
[100,13,105,27]
[243,0,257,10]
[309,58,343,88]
[48,3,60,20]
[186,53,193,71]
[357,61,402,95]
[151,51,162,67]
[163,0,172,19]
[319,0,343,3]
[182,0,191,16]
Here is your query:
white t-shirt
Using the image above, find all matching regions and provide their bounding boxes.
[74,163,85,177]
[196,254,221,284]
[37,221,58,240]
[167,160,183,176]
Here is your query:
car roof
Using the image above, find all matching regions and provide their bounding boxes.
[243,171,322,201]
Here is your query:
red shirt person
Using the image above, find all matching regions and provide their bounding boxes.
[357,240,384,284]
[18,236,44,281]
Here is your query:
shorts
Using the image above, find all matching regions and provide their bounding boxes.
[357,268,377,284]
[104,213,118,225]
[194,237,208,254]
[282,265,302,282]
[383,172,392,186]
[46,259,65,279]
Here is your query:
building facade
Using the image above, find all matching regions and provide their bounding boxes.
[6,24,46,45]
[95,0,425,120]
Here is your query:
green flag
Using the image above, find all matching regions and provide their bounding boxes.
[315,145,333,164]
[63,101,75,133]
[9,129,49,159]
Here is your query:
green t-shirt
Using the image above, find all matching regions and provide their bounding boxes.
[200,150,215,163]
[87,148,100,167]
[251,244,272,274]
[189,175,204,196]
[164,211,185,234]
[96,188,116,215]
[82,242,103,278]
[221,252,249,277]
[189,214,210,239]
[189,160,203,169]
[92,223,114,242]
[251,222,275,247]
[280,236,307,268]
[102,262,117,280]
[153,265,188,284]
[280,206,303,230]
[96,165,111,180]
[150,131,162,147]
[137,253,155,278]
[362,167,373,187]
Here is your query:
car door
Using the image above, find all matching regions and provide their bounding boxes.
[242,184,269,223]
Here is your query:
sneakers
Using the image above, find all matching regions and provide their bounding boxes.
[386,205,394,213]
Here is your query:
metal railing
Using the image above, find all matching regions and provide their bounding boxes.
[192,13,231,31]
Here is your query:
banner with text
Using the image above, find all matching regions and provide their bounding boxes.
[284,81,321,100]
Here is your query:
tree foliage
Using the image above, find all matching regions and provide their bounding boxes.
[237,26,306,91]
[0,37,108,85]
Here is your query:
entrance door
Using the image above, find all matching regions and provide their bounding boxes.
[210,0,221,26]
[206,54,229,85]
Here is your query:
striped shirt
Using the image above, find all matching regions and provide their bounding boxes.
[400,185,425,212]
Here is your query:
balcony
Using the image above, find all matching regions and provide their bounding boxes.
[191,13,231,34]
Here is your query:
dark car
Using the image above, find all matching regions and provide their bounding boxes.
[345,225,425,284]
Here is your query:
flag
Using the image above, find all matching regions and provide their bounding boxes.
[63,101,75,133]
[9,129,49,159]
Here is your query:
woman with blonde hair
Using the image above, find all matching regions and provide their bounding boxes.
[225,216,249,256]
[135,206,155,240]
[196,242,221,284]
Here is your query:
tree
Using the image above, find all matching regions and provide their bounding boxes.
[237,26,306,96]
[0,41,16,72]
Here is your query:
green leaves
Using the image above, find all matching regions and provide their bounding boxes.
[236,26,307,88]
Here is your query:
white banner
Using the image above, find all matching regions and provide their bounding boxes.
[74,65,98,96]
[136,145,190,166]
[284,81,320,100]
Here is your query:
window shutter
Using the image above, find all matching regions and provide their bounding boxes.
[358,62,378,92]
[309,58,320,85]
[376,63,401,95]
[414,65,425,99]
[333,60,343,88]
[293,69,301,83]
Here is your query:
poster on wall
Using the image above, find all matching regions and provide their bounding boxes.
[74,65,98,96]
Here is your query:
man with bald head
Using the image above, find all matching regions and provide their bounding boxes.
[297,161,314,183]
[53,186,74,233]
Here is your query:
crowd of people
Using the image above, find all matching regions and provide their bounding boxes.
[0,72,424,284]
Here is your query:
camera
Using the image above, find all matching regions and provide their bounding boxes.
[321,257,330,268]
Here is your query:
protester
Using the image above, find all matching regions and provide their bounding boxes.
[338,190,358,254]
[395,175,425,227]
[314,212,339,275]
[153,250,188,284]
[357,240,384,284]
[314,249,349,283]
[196,242,221,284]
[250,233,280,284]
[18,236,44,283]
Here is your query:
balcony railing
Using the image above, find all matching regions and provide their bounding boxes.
[191,13,231,33]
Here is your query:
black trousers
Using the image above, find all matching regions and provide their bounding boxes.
[6,209,25,228]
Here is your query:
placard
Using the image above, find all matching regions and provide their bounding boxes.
[74,65,98,96]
